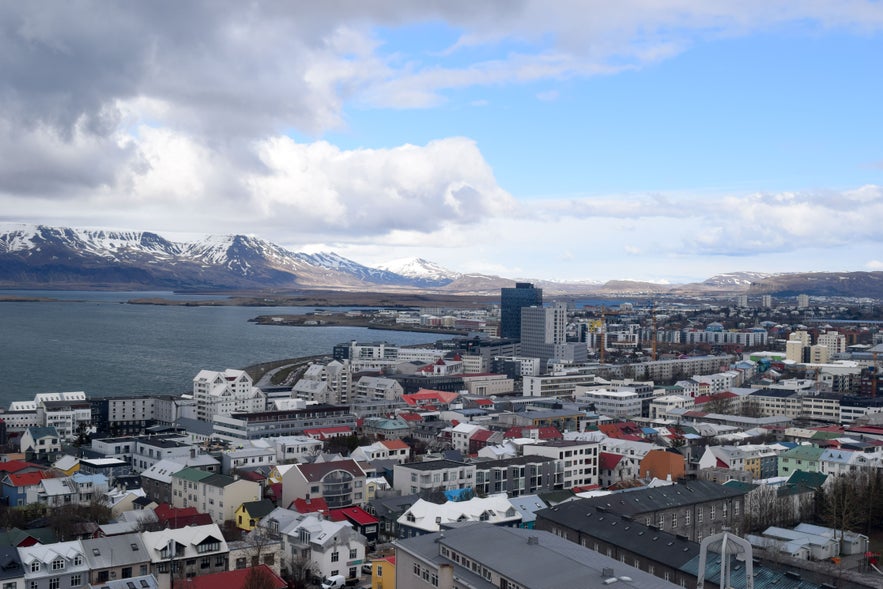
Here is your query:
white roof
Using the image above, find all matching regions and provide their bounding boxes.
[398,494,520,532]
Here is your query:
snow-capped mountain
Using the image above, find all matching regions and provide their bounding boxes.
[703,272,772,288]
[376,257,460,286]
[0,224,450,290]
[294,252,414,286]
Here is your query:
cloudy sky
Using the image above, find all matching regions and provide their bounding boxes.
[1,2,882,283]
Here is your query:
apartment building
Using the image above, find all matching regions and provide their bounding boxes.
[522,440,599,489]
[212,405,356,442]
[392,460,476,495]
[171,467,261,524]
[141,524,229,589]
[192,369,266,422]
[472,455,557,497]
[281,459,367,509]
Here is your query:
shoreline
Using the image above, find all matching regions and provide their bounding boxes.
[248,312,472,336]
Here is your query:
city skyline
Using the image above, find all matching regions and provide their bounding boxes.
[1,3,882,283]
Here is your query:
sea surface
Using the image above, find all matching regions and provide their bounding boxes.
[0,290,437,406]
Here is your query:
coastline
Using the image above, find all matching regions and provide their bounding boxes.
[248,312,472,336]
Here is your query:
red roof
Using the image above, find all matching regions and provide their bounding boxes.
[291,497,329,513]
[153,504,213,528]
[328,506,378,526]
[473,398,494,406]
[470,429,495,442]
[7,471,50,487]
[694,392,737,405]
[181,565,286,589]
[380,439,409,450]
[598,452,624,470]
[0,461,40,474]
[402,389,460,406]
[398,412,424,422]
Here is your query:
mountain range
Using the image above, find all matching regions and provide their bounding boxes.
[0,224,880,298]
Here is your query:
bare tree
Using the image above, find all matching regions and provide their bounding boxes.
[243,566,279,589]
[823,475,861,542]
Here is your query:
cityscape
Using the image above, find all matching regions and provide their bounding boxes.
[2,283,883,588]
[2,3,883,589]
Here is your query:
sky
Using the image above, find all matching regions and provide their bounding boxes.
[1,2,882,284]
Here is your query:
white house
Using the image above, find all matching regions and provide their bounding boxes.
[192,369,266,422]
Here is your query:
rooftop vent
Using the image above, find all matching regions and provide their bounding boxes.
[601,568,615,578]
[527,536,539,545]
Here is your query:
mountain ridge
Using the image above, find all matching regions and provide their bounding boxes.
[0,224,879,298]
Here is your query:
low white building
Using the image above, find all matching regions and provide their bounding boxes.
[649,394,693,419]
[397,494,520,536]
[278,513,367,584]
[578,389,641,418]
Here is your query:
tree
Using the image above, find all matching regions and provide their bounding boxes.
[284,554,318,589]
[704,393,734,415]
[243,566,278,589]
[822,475,862,541]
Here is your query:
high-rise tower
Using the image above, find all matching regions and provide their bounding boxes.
[500,282,543,339]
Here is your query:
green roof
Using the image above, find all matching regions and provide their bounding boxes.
[171,467,213,482]
[779,445,825,461]
[786,470,827,490]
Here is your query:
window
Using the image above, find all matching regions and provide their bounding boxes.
[49,579,59,589]
[122,567,132,579]
[52,558,65,571]
[30,562,40,573]
[236,558,247,569]
[4,583,16,589]
[349,549,357,559]
[672,514,678,528]
[70,575,81,587]
[331,552,339,562]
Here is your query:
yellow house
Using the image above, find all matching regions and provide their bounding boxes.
[371,556,396,589]
[235,498,276,531]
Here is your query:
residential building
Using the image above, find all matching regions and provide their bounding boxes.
[81,534,150,585]
[392,460,476,495]
[578,389,641,417]
[522,440,599,489]
[277,513,367,584]
[777,445,825,477]
[397,495,521,537]
[234,499,276,532]
[170,468,261,524]
[540,480,747,543]
[19,427,60,461]
[369,555,395,589]
[281,459,367,509]
[18,541,89,589]
[472,455,557,497]
[293,360,352,405]
[212,405,356,442]
[38,473,108,508]
[394,523,679,589]
[0,547,23,589]
[141,524,229,589]
[90,396,157,437]
[522,369,600,398]
[354,377,404,402]
[220,446,276,475]
[192,369,266,422]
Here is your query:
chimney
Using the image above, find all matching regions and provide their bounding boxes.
[438,564,454,589]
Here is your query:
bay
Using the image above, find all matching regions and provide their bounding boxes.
[0,290,436,406]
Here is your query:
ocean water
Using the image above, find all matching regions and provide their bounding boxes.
[0,290,436,406]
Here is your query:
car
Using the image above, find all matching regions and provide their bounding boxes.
[361,563,373,575]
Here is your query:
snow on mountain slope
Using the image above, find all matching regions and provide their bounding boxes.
[377,257,461,282]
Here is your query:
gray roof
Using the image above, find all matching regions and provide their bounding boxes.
[397,459,468,471]
[90,575,158,589]
[536,502,699,568]
[577,480,747,516]
[0,547,23,581]
[82,533,149,569]
[397,523,680,589]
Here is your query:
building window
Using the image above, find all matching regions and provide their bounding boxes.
[70,575,81,587]
[331,552,339,562]
[349,549,357,559]
[30,562,40,573]
[49,579,60,589]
